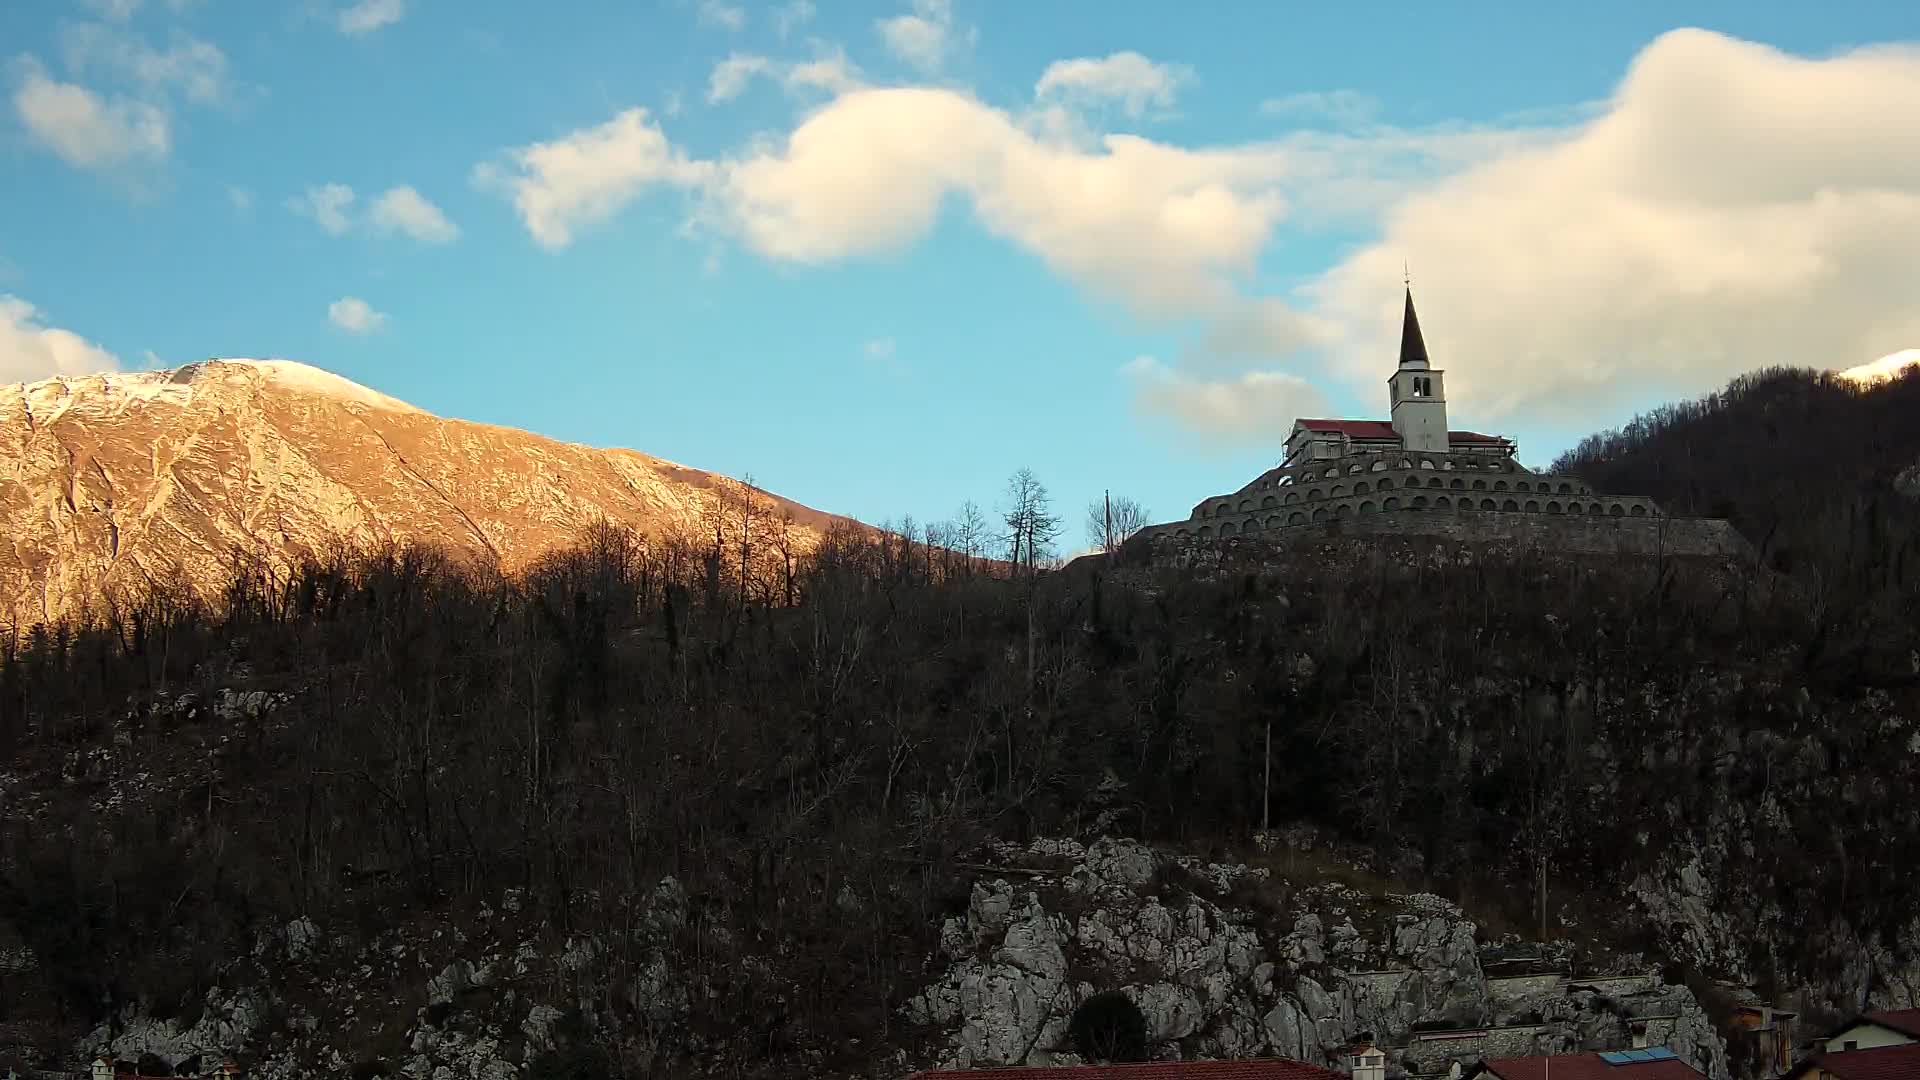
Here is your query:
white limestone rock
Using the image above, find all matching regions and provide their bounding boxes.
[1074,837,1163,893]
[1132,983,1206,1041]
[428,961,473,1006]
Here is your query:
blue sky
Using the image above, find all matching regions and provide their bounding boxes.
[3,1,1918,542]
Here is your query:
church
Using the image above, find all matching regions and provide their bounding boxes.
[1134,289,1697,549]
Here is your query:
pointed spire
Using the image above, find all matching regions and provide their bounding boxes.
[1398,287,1430,369]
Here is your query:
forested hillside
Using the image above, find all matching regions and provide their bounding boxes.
[1,370,1917,1077]
[1554,365,1920,577]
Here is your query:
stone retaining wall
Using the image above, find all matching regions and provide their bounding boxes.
[1147,507,1751,561]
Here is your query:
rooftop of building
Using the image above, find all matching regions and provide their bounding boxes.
[1293,418,1510,444]
[1790,1042,1920,1080]
[906,1058,1345,1080]
[1471,1049,1704,1080]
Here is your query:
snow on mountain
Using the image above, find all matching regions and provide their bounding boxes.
[1,359,854,624]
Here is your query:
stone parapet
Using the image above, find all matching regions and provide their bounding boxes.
[1143,508,1749,561]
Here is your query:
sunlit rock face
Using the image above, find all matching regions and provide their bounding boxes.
[2,360,851,623]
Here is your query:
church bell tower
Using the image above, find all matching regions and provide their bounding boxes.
[1388,287,1449,453]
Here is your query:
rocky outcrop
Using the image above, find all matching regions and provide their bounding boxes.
[76,877,704,1080]
[908,838,1731,1079]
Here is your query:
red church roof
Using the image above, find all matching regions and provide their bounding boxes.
[908,1058,1344,1080]
[1296,418,1399,439]
[1293,419,1511,445]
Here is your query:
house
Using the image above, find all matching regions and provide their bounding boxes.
[905,1055,1349,1080]
[1463,1048,1706,1080]
[1816,1012,1920,1055]
[1781,1042,1920,1080]
[1728,1003,1797,1076]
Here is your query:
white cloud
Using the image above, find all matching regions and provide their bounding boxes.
[877,0,960,73]
[1299,29,1920,425]
[369,185,459,243]
[1035,51,1191,118]
[287,182,357,235]
[697,0,746,32]
[709,88,1297,316]
[474,108,713,251]
[227,184,254,212]
[784,48,863,96]
[337,0,404,35]
[774,0,816,38]
[1259,89,1380,128]
[707,53,770,104]
[1,295,120,385]
[475,29,1920,440]
[10,61,169,169]
[80,0,143,21]
[1123,355,1327,440]
[478,87,1530,322]
[707,48,863,104]
[864,337,896,360]
[327,296,388,335]
[61,22,232,105]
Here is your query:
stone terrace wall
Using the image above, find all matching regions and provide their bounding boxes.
[1143,508,1751,561]
[1282,508,1752,559]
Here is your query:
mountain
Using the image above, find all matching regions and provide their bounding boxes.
[1,359,854,624]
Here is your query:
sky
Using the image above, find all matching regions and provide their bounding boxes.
[2,0,1918,542]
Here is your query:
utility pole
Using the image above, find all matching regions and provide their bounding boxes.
[1104,489,1113,552]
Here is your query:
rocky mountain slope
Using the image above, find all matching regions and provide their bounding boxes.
[51,836,1734,1080]
[1,360,852,624]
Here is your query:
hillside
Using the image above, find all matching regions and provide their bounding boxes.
[1553,365,1920,575]
[1,360,853,625]
[1,369,1918,1078]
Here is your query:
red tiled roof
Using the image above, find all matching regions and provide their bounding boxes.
[908,1058,1344,1080]
[1481,1052,1705,1080]
[1293,419,1511,445]
[1803,1044,1920,1080]
[1866,1011,1920,1040]
[1296,419,1399,439]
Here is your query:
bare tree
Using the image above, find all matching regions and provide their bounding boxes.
[1001,468,1061,576]
[953,500,989,576]
[1084,492,1151,554]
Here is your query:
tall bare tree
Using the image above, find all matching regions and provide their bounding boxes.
[1001,468,1061,576]
[1085,492,1151,554]
[953,500,989,576]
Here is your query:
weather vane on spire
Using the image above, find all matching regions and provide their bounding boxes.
[1404,261,1411,288]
